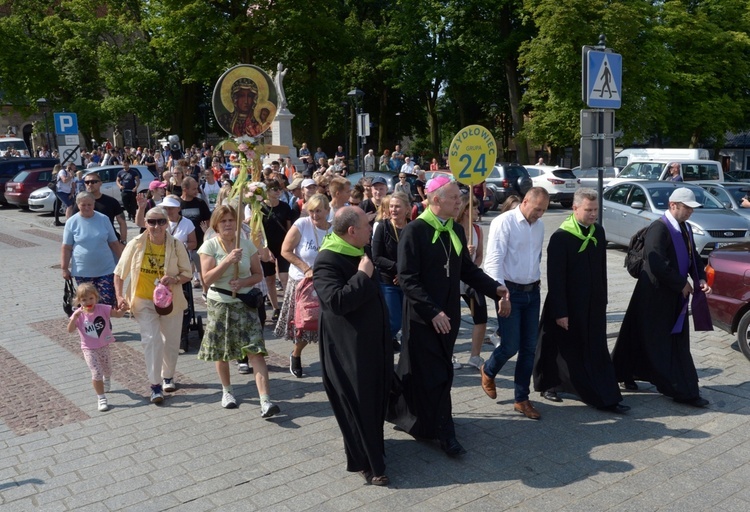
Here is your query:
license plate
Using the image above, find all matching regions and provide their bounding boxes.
[565,182,575,188]
[715,242,738,249]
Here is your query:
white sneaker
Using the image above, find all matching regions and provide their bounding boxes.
[261,400,280,418]
[150,389,163,404]
[467,355,485,369]
[452,356,462,370]
[97,396,109,412]
[162,378,176,392]
[103,378,111,393]
[222,392,237,409]
[484,332,501,348]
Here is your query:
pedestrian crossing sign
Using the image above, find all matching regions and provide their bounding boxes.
[584,49,622,109]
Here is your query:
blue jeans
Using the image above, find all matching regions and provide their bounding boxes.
[483,286,541,403]
[380,282,403,339]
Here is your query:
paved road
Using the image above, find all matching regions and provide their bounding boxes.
[2,204,750,511]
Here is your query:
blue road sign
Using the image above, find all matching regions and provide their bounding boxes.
[586,51,622,109]
[53,113,79,135]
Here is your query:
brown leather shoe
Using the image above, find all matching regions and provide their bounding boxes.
[514,400,541,420]
[479,364,497,399]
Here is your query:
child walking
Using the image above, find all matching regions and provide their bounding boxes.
[67,283,127,412]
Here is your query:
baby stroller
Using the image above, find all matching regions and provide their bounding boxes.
[180,280,204,353]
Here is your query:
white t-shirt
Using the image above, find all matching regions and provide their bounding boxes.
[168,216,196,247]
[202,181,221,211]
[288,216,332,281]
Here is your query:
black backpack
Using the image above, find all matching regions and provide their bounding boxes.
[624,226,649,278]
[624,218,665,278]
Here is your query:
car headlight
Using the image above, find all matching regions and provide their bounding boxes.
[30,189,51,199]
[688,221,704,236]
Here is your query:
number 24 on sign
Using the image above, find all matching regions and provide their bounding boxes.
[448,125,497,186]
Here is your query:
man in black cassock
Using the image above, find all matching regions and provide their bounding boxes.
[314,206,393,486]
[387,177,509,457]
[612,187,713,407]
[533,188,628,413]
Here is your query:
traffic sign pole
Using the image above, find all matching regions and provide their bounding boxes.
[581,35,621,223]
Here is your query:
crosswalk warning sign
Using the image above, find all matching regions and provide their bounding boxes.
[585,50,622,109]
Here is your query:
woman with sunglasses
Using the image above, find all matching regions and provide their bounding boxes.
[114,206,193,404]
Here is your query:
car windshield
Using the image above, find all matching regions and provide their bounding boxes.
[619,163,663,179]
[648,186,724,210]
[552,169,576,179]
[727,187,750,204]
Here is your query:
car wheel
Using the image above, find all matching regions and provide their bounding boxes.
[560,200,573,208]
[737,310,750,362]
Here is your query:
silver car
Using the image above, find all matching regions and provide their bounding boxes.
[602,181,750,259]
[700,183,750,221]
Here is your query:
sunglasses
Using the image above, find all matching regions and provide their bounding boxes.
[84,180,101,184]
[146,218,168,226]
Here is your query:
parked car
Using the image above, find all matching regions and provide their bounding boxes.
[484,163,533,210]
[700,183,750,221]
[606,159,724,188]
[29,165,154,213]
[725,170,750,182]
[3,168,56,208]
[523,165,579,208]
[0,157,58,206]
[602,181,750,260]
[573,166,619,189]
[705,243,750,360]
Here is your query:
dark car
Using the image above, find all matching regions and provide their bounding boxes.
[3,168,56,207]
[0,158,59,205]
[484,163,533,210]
[705,243,750,360]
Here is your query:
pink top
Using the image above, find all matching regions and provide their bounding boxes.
[74,304,116,349]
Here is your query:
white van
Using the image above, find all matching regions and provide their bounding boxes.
[614,148,710,169]
[0,137,30,157]
[606,159,725,188]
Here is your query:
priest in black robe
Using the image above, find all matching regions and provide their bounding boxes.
[387,176,509,457]
[314,206,393,485]
[533,188,628,412]
[612,187,713,407]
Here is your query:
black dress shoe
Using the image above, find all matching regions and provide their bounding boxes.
[289,353,303,378]
[620,380,639,391]
[541,390,562,402]
[674,396,709,408]
[600,403,630,414]
[439,437,467,457]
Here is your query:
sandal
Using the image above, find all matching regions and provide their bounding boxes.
[358,470,373,483]
[370,475,390,486]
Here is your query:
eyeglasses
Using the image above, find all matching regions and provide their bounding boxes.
[146,218,168,226]
[84,180,101,184]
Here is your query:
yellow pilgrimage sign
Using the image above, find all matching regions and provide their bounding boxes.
[448,125,497,186]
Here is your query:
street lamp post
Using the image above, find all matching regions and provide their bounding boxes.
[347,88,365,173]
[198,103,208,145]
[36,98,52,154]
[340,101,349,169]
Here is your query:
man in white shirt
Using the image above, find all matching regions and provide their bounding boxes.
[481,187,549,420]
[400,156,416,175]
[363,149,376,173]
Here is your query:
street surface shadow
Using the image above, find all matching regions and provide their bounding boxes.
[383,414,709,489]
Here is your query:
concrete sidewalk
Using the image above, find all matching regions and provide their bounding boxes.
[2,208,750,511]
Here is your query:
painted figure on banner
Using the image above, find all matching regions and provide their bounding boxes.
[213,64,278,139]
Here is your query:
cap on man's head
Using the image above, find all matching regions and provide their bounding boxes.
[425,175,452,193]
[287,177,304,190]
[301,178,317,188]
[371,176,388,187]
[669,187,702,208]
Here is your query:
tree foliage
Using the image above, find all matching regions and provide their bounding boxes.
[1,0,749,160]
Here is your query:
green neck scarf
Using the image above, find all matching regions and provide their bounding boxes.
[418,207,462,256]
[559,213,597,252]
[319,232,365,257]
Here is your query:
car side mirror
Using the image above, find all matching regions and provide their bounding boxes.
[630,201,645,210]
